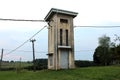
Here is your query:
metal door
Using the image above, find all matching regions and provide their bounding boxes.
[60,50,69,69]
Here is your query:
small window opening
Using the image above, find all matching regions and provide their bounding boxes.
[49,55,53,66]
[60,29,63,45]
[66,30,68,46]
[60,19,68,23]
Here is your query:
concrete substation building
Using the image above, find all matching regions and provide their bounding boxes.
[44,8,78,70]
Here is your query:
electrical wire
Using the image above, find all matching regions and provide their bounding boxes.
[4,49,48,53]
[5,26,47,55]
[74,26,120,28]
[0,18,45,22]
[4,49,94,53]
[0,18,120,27]
[3,24,119,55]
[75,50,94,52]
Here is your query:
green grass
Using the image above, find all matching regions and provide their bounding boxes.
[0,66,120,80]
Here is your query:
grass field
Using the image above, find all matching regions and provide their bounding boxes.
[0,66,120,80]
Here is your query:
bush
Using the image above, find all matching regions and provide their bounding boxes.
[75,60,96,67]
[24,59,48,70]
[0,68,15,71]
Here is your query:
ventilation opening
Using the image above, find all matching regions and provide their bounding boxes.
[60,19,68,23]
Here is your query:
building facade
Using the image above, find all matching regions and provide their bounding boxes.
[44,8,78,70]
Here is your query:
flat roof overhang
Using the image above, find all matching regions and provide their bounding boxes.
[44,8,78,21]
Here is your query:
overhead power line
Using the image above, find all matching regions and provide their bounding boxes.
[0,18,45,22]
[74,26,120,28]
[4,49,94,53]
[5,26,47,55]
[4,49,47,53]
[75,50,94,52]
[0,18,120,28]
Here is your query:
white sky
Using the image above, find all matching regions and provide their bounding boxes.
[0,0,120,61]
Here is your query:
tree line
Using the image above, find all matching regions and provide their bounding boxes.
[93,34,120,66]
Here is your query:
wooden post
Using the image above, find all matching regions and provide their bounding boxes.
[0,49,3,70]
[30,39,36,72]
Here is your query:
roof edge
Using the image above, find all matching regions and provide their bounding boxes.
[44,8,78,21]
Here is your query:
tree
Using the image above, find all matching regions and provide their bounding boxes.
[93,46,112,65]
[93,46,104,65]
[98,35,110,47]
[93,35,111,65]
[112,34,120,64]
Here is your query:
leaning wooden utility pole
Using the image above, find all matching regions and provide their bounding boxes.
[30,39,36,72]
[0,48,3,70]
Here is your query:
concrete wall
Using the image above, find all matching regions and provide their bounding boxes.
[48,13,75,70]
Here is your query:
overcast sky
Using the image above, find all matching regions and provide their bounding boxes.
[0,0,120,61]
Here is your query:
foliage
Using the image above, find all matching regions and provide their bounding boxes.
[35,59,47,70]
[94,46,113,65]
[112,45,120,64]
[93,34,120,65]
[24,59,48,70]
[1,59,47,71]
[116,45,120,60]
[98,35,111,47]
[94,35,111,65]
[0,66,120,80]
[75,60,96,67]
